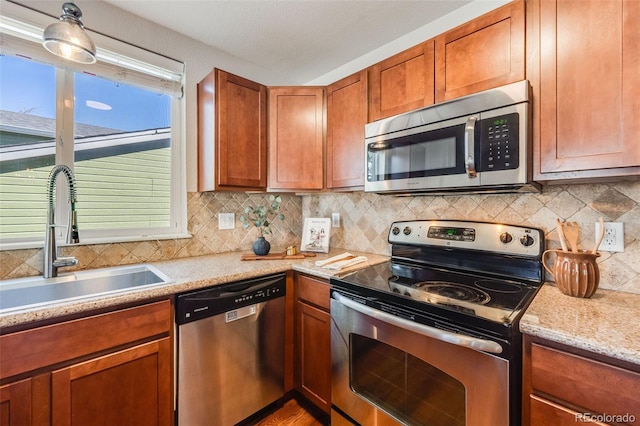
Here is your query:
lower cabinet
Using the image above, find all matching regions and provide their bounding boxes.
[0,299,173,426]
[523,334,640,425]
[294,274,331,414]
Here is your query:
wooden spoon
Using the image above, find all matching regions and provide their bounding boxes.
[592,217,605,254]
[562,221,580,252]
[556,218,569,252]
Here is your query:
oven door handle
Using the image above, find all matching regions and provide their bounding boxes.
[464,115,478,178]
[333,293,503,354]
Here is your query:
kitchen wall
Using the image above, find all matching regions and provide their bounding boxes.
[2,182,639,296]
[0,192,302,280]
[303,181,640,294]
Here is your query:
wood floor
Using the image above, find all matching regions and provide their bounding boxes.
[248,397,329,426]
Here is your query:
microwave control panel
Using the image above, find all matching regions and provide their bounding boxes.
[478,112,519,172]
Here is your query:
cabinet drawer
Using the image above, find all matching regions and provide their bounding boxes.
[530,343,640,418]
[296,275,330,311]
[1,300,171,379]
[529,395,607,426]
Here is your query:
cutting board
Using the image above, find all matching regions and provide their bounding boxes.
[240,252,317,261]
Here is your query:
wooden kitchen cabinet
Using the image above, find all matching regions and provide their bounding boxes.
[294,274,331,414]
[0,379,32,426]
[0,299,173,426]
[527,0,640,181]
[198,68,268,191]
[268,87,325,191]
[522,334,640,425]
[368,40,435,122]
[435,0,525,102]
[326,70,367,190]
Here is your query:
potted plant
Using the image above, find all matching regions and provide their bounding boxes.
[239,195,285,255]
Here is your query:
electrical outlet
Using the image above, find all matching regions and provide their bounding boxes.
[218,213,235,230]
[595,221,624,252]
[331,212,340,228]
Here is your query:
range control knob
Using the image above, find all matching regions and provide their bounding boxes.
[520,234,535,247]
[499,232,513,244]
[391,226,401,236]
[403,226,412,236]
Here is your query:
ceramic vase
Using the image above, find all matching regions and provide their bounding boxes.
[252,236,271,256]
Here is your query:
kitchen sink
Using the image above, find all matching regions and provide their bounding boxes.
[0,264,173,313]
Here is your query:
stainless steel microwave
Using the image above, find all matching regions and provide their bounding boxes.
[364,80,539,194]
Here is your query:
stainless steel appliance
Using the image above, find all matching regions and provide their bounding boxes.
[176,273,286,426]
[365,81,538,194]
[330,220,545,426]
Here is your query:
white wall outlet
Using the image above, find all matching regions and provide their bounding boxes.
[218,213,235,230]
[595,221,624,252]
[331,212,340,228]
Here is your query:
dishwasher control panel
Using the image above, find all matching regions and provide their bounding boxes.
[175,273,286,325]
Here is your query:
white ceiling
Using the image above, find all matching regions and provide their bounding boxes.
[100,0,474,84]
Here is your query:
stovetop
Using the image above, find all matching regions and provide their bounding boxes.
[333,260,540,325]
[330,220,545,337]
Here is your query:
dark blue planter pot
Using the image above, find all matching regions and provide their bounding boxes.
[252,236,271,256]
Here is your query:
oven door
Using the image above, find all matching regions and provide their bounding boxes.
[330,292,509,426]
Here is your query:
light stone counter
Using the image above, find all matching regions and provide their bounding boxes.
[520,283,640,366]
[0,249,388,329]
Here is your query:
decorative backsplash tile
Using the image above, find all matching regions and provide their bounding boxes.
[302,182,640,294]
[2,181,639,295]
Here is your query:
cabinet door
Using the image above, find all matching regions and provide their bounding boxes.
[368,41,435,122]
[198,69,267,191]
[530,0,640,179]
[268,87,325,191]
[326,71,367,189]
[0,379,31,426]
[435,0,525,102]
[295,301,331,414]
[51,338,172,426]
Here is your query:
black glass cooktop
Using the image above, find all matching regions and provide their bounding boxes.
[332,260,541,325]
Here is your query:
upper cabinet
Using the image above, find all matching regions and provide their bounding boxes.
[528,0,640,181]
[268,87,325,191]
[198,69,268,191]
[368,41,435,122]
[435,0,525,102]
[326,71,367,190]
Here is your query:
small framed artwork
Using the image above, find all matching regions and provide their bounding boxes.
[301,217,331,253]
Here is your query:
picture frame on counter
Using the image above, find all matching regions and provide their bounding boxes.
[301,217,331,253]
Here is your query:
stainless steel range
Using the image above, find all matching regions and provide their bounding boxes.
[330,220,545,426]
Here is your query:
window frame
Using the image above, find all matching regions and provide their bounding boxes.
[0,3,188,250]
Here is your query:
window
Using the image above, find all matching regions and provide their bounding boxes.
[0,6,187,249]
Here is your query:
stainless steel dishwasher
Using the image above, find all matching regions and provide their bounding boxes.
[175,273,286,426]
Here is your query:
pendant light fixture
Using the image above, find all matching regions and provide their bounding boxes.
[43,2,96,64]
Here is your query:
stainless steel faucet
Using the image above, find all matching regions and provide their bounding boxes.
[43,165,80,278]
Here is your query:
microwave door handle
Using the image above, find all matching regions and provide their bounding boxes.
[465,116,478,178]
[333,293,503,354]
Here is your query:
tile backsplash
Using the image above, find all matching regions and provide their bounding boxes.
[2,182,639,294]
[303,182,640,294]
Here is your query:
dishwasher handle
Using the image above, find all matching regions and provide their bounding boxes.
[176,273,286,325]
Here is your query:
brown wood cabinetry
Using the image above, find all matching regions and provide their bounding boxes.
[522,335,640,425]
[528,0,640,181]
[0,300,173,426]
[368,41,435,122]
[435,0,525,102]
[294,274,331,414]
[198,69,268,191]
[326,70,367,190]
[268,87,325,191]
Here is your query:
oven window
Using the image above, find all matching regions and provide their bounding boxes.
[350,335,465,426]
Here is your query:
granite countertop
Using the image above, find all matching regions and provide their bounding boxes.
[520,283,640,367]
[0,249,388,329]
